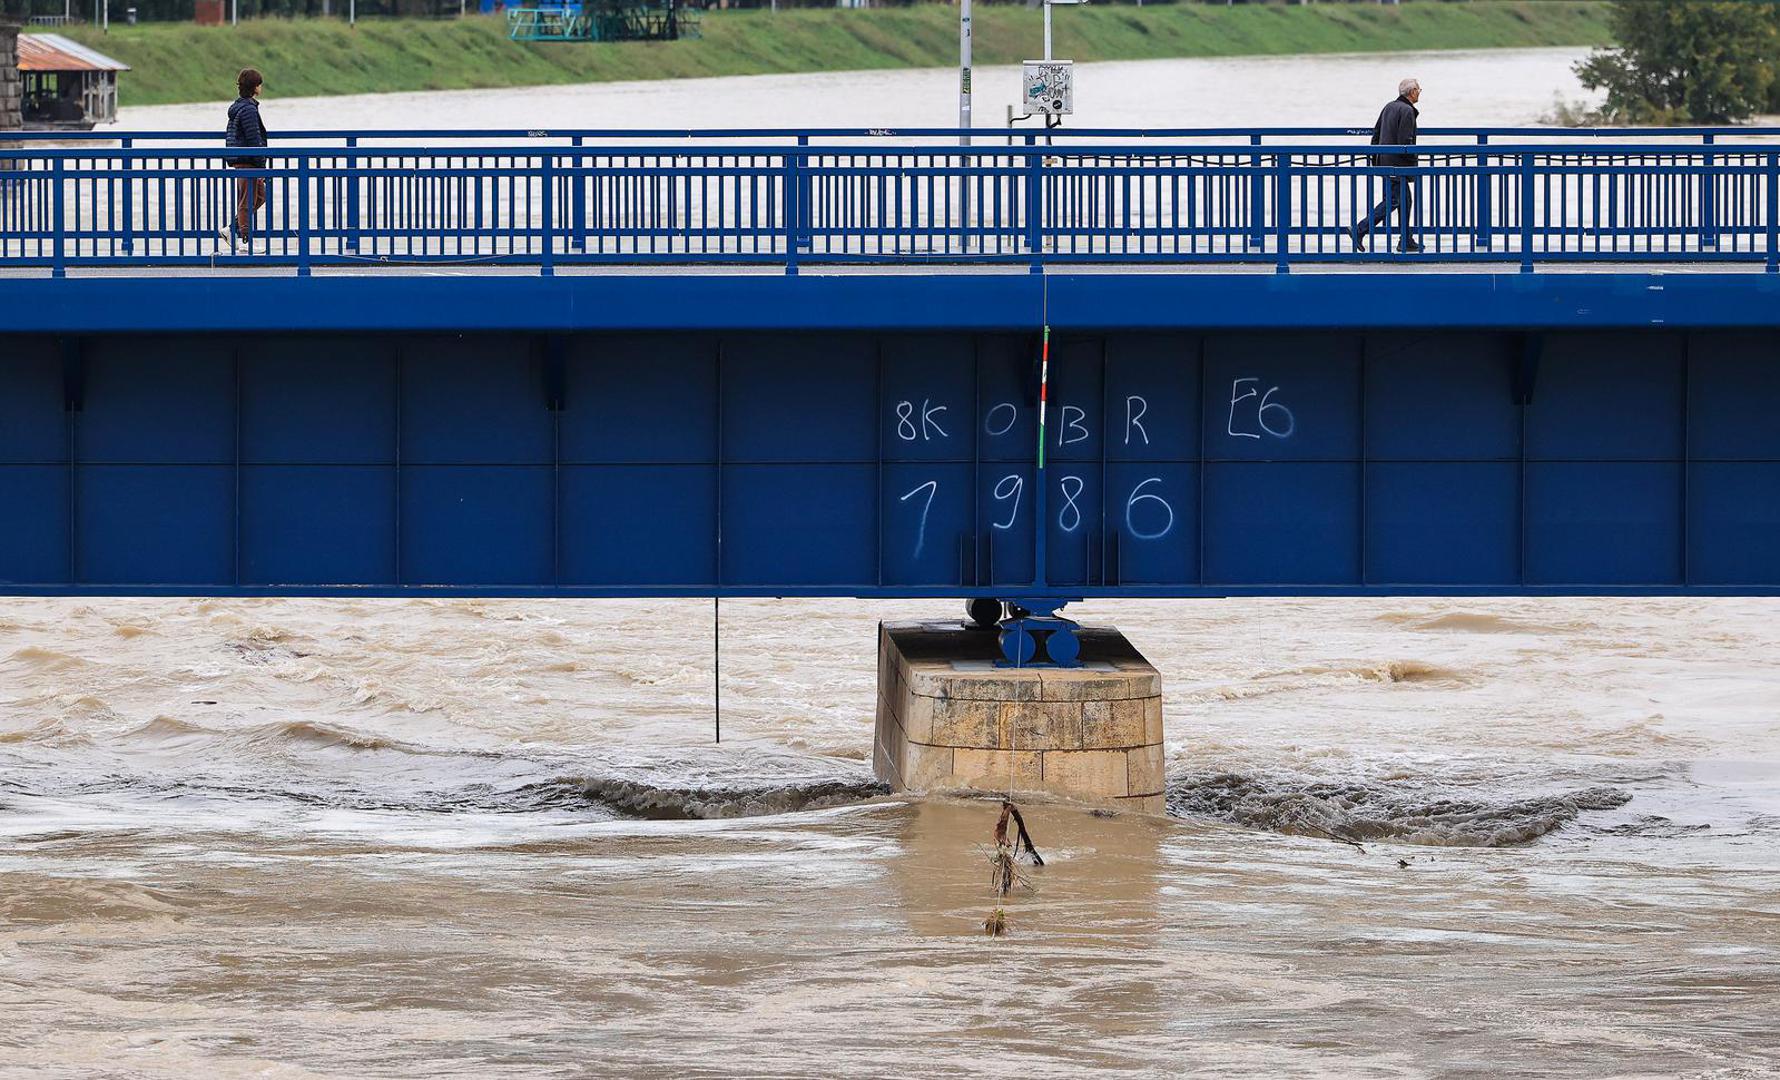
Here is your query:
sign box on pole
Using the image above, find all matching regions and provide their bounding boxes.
[1022,60,1073,116]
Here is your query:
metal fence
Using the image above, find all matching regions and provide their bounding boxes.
[3,127,1777,274]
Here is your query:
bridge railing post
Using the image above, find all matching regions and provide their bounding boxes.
[1025,135,1043,274]
[120,138,134,257]
[783,148,801,276]
[540,151,556,277]
[570,135,585,252]
[1519,151,1535,274]
[345,136,360,254]
[1273,151,1291,274]
[51,156,66,279]
[1768,152,1778,273]
[297,153,312,277]
[1247,133,1265,249]
[1699,134,1718,251]
[1472,135,1491,250]
[796,133,812,257]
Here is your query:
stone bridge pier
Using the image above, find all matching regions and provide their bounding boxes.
[875,620,1166,815]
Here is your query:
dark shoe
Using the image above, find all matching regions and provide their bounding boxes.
[1349,226,1367,252]
[1399,239,1423,254]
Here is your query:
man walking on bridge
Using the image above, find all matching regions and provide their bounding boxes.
[1351,78,1421,254]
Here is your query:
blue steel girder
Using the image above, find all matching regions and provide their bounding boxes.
[3,280,1779,600]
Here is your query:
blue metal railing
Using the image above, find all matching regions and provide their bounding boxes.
[3,127,1777,274]
[11,125,1780,145]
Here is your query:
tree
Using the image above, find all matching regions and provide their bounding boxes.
[1576,0,1778,124]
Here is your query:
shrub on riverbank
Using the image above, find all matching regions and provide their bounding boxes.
[45,0,1611,108]
[1576,0,1777,124]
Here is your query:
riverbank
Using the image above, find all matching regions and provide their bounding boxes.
[51,1,1610,108]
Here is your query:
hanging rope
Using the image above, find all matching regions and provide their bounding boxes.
[704,594,712,747]
[986,280,1051,937]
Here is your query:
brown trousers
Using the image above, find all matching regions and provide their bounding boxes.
[233,162,266,241]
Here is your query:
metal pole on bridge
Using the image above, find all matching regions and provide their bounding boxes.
[958,0,972,147]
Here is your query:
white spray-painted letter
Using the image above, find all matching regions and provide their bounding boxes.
[899,480,938,557]
[991,474,1024,530]
[921,400,950,441]
[1228,378,1261,439]
[1125,477,1176,540]
[1125,395,1150,446]
[894,401,918,441]
[1258,386,1295,438]
[985,402,1018,437]
[1058,405,1089,447]
[1058,475,1085,533]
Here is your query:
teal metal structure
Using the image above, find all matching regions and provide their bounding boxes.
[507,0,697,43]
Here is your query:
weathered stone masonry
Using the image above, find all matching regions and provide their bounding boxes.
[876,621,1167,815]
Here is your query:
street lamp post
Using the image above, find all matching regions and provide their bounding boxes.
[1043,0,1085,63]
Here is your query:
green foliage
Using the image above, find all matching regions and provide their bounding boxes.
[1576,0,1779,124]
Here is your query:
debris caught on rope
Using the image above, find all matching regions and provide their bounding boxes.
[985,800,1045,936]
[995,800,1045,869]
[988,844,1023,901]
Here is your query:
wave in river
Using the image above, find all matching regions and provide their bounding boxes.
[1166,771,1632,847]
[527,776,894,820]
[9,713,1631,845]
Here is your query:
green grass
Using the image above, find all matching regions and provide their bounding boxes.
[44,1,1612,108]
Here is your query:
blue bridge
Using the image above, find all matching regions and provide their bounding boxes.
[3,126,1778,658]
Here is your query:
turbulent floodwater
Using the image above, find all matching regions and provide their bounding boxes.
[5,597,1778,1077]
[4,49,1778,1079]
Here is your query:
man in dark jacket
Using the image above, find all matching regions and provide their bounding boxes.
[220,68,268,255]
[1350,78,1421,253]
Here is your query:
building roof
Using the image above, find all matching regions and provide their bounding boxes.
[17,33,131,73]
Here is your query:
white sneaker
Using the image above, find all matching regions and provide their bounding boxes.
[217,229,236,255]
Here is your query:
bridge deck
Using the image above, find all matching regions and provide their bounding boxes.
[4,266,1776,337]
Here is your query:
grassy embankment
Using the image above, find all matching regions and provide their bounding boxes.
[49,0,1612,108]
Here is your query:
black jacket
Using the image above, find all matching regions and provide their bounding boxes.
[1369,95,1418,167]
[225,97,268,167]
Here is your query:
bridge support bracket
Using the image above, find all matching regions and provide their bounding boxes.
[996,596,1082,668]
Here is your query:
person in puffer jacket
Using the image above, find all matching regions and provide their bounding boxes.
[221,68,269,254]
